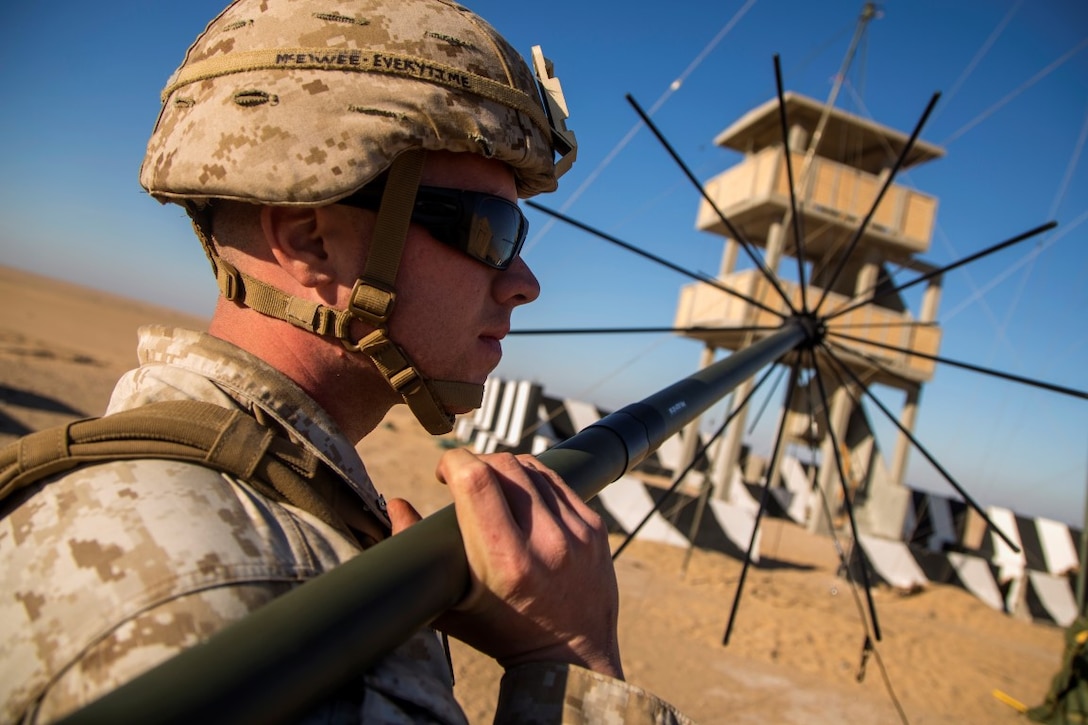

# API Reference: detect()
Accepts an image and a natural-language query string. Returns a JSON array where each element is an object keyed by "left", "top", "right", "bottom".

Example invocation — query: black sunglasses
[{"left": 338, "top": 184, "right": 529, "bottom": 270}]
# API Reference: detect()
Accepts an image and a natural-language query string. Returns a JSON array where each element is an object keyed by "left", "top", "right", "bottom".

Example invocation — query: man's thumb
[{"left": 386, "top": 497, "right": 422, "bottom": 535}]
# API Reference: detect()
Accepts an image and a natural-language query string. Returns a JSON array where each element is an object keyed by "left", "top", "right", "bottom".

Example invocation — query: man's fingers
[
  {"left": 515, "top": 455, "right": 565, "bottom": 522},
  {"left": 427, "top": 448, "right": 625, "bottom": 677},
  {"left": 437, "top": 448, "right": 517, "bottom": 532},
  {"left": 519, "top": 456, "right": 600, "bottom": 545},
  {"left": 436, "top": 448, "right": 521, "bottom": 609},
  {"left": 386, "top": 497, "right": 422, "bottom": 535}
]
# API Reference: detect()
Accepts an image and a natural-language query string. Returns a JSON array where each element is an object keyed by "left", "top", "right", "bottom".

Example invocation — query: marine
[{"left": 0, "top": 1, "right": 693, "bottom": 722}]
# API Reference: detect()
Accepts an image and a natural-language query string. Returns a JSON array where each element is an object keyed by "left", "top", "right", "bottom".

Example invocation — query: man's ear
[{"left": 259, "top": 206, "right": 336, "bottom": 289}]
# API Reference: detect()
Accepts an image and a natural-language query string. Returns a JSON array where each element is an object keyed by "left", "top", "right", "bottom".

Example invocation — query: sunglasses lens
[
  {"left": 338, "top": 185, "right": 527, "bottom": 270},
  {"left": 465, "top": 195, "right": 526, "bottom": 269}
]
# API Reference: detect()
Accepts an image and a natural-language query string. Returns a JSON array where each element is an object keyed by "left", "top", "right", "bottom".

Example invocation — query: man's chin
[{"left": 439, "top": 374, "right": 490, "bottom": 418}]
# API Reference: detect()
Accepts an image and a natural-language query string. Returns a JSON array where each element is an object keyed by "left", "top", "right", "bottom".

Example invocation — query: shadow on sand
[{"left": 0, "top": 385, "right": 86, "bottom": 436}]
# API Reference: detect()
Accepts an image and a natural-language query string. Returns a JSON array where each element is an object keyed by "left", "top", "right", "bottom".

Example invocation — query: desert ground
[{"left": 0, "top": 263, "right": 1067, "bottom": 723}]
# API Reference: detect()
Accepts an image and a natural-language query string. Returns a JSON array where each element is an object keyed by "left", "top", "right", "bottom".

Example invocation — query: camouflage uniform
[{"left": 0, "top": 326, "right": 691, "bottom": 724}]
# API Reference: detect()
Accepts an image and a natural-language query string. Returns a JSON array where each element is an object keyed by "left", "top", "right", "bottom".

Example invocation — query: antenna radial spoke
[
  {"left": 825, "top": 221, "right": 1058, "bottom": 321},
  {"left": 723, "top": 361, "right": 802, "bottom": 645},
  {"left": 812, "top": 92, "right": 941, "bottom": 315},
  {"left": 527, "top": 201, "right": 787, "bottom": 319},
  {"left": 828, "top": 330, "right": 1088, "bottom": 400},
  {"left": 747, "top": 364, "right": 791, "bottom": 435},
  {"left": 509, "top": 325, "right": 782, "bottom": 336},
  {"left": 611, "top": 362, "right": 782, "bottom": 561},
  {"left": 820, "top": 340, "right": 1021, "bottom": 552},
  {"left": 823, "top": 332, "right": 920, "bottom": 392},
  {"left": 806, "top": 348, "right": 882, "bottom": 640},
  {"left": 624, "top": 94, "right": 799, "bottom": 315},
  {"left": 829, "top": 320, "right": 939, "bottom": 331},
  {"left": 774, "top": 54, "right": 810, "bottom": 312}
]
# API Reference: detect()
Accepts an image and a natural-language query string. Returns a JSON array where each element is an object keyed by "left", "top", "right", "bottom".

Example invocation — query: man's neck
[{"left": 208, "top": 299, "right": 397, "bottom": 442}]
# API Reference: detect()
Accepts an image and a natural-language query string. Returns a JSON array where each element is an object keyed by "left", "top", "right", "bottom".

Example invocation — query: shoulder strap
[{"left": 0, "top": 400, "right": 376, "bottom": 542}]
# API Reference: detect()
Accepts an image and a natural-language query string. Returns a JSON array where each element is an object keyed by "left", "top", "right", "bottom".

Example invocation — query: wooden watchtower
[{"left": 674, "top": 92, "right": 946, "bottom": 537}]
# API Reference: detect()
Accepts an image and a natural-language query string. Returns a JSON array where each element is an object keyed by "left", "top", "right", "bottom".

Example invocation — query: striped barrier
[{"left": 458, "top": 377, "right": 1083, "bottom": 626}]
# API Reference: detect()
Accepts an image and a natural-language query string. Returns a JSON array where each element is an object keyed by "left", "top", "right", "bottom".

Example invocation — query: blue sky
[{"left": 1, "top": 1, "right": 1086, "bottom": 526}]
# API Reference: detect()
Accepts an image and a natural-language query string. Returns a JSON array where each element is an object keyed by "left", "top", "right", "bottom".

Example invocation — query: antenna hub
[{"left": 795, "top": 312, "right": 827, "bottom": 349}]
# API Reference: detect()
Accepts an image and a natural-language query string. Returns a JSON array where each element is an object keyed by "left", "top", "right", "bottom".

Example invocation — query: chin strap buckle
[
  {"left": 348, "top": 278, "right": 397, "bottom": 328},
  {"left": 214, "top": 258, "right": 243, "bottom": 301},
  {"left": 356, "top": 330, "right": 455, "bottom": 435}
]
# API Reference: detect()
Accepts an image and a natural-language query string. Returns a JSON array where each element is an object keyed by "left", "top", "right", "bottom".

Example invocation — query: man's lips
[
  {"left": 479, "top": 324, "right": 510, "bottom": 343},
  {"left": 479, "top": 328, "right": 508, "bottom": 359}
]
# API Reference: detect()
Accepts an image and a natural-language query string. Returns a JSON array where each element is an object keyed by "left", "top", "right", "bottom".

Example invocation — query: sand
[{"left": 0, "top": 264, "right": 1067, "bottom": 723}]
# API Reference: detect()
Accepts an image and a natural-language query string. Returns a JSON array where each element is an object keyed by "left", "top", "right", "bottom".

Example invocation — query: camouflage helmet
[
  {"left": 140, "top": 0, "right": 575, "bottom": 205},
  {"left": 140, "top": 0, "right": 575, "bottom": 436}
]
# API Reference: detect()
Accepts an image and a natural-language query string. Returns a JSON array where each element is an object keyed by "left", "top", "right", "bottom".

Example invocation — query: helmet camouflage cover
[
  {"left": 140, "top": 0, "right": 574, "bottom": 205},
  {"left": 139, "top": 0, "right": 576, "bottom": 435}
]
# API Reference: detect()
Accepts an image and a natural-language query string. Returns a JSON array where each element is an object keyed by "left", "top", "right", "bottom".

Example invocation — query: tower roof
[{"left": 714, "top": 92, "right": 945, "bottom": 175}]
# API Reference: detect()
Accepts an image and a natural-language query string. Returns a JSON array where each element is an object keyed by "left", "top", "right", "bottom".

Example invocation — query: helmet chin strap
[
  {"left": 188, "top": 149, "right": 484, "bottom": 436},
  {"left": 338, "top": 149, "right": 484, "bottom": 435}
]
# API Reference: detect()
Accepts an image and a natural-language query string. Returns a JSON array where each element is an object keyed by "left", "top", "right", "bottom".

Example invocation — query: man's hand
[{"left": 387, "top": 448, "right": 623, "bottom": 679}]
